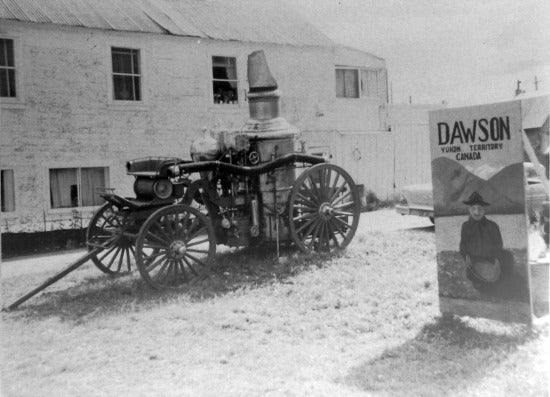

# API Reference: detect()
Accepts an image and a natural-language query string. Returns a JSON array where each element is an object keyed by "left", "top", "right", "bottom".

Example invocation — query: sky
[{"left": 280, "top": 0, "right": 550, "bottom": 107}]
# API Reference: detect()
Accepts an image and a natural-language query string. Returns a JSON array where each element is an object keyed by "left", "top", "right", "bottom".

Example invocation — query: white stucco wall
[{"left": 0, "top": 21, "right": 387, "bottom": 233}]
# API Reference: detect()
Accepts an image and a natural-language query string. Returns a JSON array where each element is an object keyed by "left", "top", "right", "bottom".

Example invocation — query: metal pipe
[{"left": 168, "top": 153, "right": 324, "bottom": 178}]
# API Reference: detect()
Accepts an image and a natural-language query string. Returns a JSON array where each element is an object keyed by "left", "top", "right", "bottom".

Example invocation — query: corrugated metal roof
[{"left": 0, "top": 0, "right": 334, "bottom": 47}]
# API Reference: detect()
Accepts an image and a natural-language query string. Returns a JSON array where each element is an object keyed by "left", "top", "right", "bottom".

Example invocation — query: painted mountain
[{"left": 432, "top": 157, "right": 525, "bottom": 216}]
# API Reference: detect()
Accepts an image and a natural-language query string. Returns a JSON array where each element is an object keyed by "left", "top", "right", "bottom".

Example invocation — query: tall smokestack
[{"left": 243, "top": 50, "right": 298, "bottom": 137}]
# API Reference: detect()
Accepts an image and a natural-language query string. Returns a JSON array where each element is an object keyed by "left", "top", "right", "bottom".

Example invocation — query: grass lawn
[{"left": 1, "top": 212, "right": 548, "bottom": 396}]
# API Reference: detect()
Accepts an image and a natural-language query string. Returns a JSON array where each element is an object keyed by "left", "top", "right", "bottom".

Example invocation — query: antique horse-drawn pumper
[{"left": 4, "top": 52, "right": 361, "bottom": 309}]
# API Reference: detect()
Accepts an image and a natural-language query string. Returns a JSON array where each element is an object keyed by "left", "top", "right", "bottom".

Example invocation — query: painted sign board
[{"left": 430, "top": 100, "right": 532, "bottom": 323}]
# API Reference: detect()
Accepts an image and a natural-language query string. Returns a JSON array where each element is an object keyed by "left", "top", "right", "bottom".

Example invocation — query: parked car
[{"left": 395, "top": 163, "right": 548, "bottom": 224}]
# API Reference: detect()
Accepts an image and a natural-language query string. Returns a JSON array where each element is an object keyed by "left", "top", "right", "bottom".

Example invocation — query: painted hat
[
  {"left": 470, "top": 259, "right": 501, "bottom": 283},
  {"left": 462, "top": 191, "right": 490, "bottom": 206}
]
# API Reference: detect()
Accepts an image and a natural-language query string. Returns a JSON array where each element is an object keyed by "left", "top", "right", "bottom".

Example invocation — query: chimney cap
[{"left": 248, "top": 50, "right": 278, "bottom": 93}]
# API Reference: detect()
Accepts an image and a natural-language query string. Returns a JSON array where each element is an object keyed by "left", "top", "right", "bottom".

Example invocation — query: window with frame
[
  {"left": 361, "top": 69, "right": 388, "bottom": 101},
  {"left": 49, "top": 167, "right": 108, "bottom": 209},
  {"left": 1, "top": 169, "right": 15, "bottom": 212},
  {"left": 111, "top": 47, "right": 141, "bottom": 101},
  {"left": 212, "top": 56, "right": 238, "bottom": 104},
  {"left": 335, "top": 68, "right": 359, "bottom": 98},
  {"left": 336, "top": 67, "right": 388, "bottom": 102},
  {"left": 0, "top": 38, "right": 16, "bottom": 98}
]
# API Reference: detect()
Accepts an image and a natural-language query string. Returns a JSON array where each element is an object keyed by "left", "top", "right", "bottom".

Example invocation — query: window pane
[
  {"left": 113, "top": 75, "right": 141, "bottom": 100},
  {"left": 81, "top": 168, "right": 106, "bottom": 206},
  {"left": 213, "top": 66, "right": 229, "bottom": 80},
  {"left": 1, "top": 169, "right": 15, "bottom": 212},
  {"left": 344, "top": 69, "right": 358, "bottom": 98},
  {"left": 112, "top": 51, "right": 132, "bottom": 74},
  {"left": 213, "top": 81, "right": 237, "bottom": 103},
  {"left": 133, "top": 76, "right": 141, "bottom": 101},
  {"left": 212, "top": 56, "right": 226, "bottom": 65},
  {"left": 113, "top": 75, "right": 130, "bottom": 99},
  {"left": 132, "top": 50, "right": 140, "bottom": 74},
  {"left": 335, "top": 69, "right": 345, "bottom": 97},
  {"left": 0, "top": 69, "right": 9, "bottom": 97},
  {"left": 212, "top": 56, "right": 237, "bottom": 104},
  {"left": 0, "top": 38, "right": 14, "bottom": 67},
  {"left": 50, "top": 168, "right": 78, "bottom": 208}
]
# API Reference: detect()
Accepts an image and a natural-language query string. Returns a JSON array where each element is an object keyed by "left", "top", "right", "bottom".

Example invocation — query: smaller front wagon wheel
[{"left": 135, "top": 205, "right": 216, "bottom": 289}]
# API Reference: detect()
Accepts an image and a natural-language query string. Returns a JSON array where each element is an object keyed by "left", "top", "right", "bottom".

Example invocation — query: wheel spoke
[
  {"left": 136, "top": 205, "right": 214, "bottom": 289},
  {"left": 331, "top": 189, "right": 352, "bottom": 207},
  {"left": 306, "top": 175, "right": 323, "bottom": 203},
  {"left": 328, "top": 217, "right": 347, "bottom": 239},
  {"left": 151, "top": 223, "right": 173, "bottom": 244},
  {"left": 153, "top": 259, "right": 171, "bottom": 282},
  {"left": 177, "top": 259, "right": 189, "bottom": 283},
  {"left": 142, "top": 249, "right": 165, "bottom": 262},
  {"left": 293, "top": 204, "right": 317, "bottom": 213},
  {"left": 184, "top": 252, "right": 208, "bottom": 269},
  {"left": 318, "top": 168, "right": 327, "bottom": 199},
  {"left": 317, "top": 221, "right": 327, "bottom": 250},
  {"left": 329, "top": 182, "right": 348, "bottom": 204},
  {"left": 145, "top": 255, "right": 167, "bottom": 272},
  {"left": 179, "top": 211, "right": 191, "bottom": 238},
  {"left": 296, "top": 191, "right": 318, "bottom": 209},
  {"left": 87, "top": 204, "right": 135, "bottom": 274},
  {"left": 182, "top": 256, "right": 199, "bottom": 276},
  {"left": 98, "top": 245, "right": 117, "bottom": 261},
  {"left": 295, "top": 215, "right": 318, "bottom": 235},
  {"left": 309, "top": 220, "right": 323, "bottom": 244},
  {"left": 293, "top": 212, "right": 315, "bottom": 223},
  {"left": 126, "top": 247, "right": 132, "bottom": 272},
  {"left": 332, "top": 215, "right": 352, "bottom": 232},
  {"left": 145, "top": 230, "right": 171, "bottom": 246},
  {"left": 142, "top": 242, "right": 167, "bottom": 251},
  {"left": 333, "top": 209, "right": 355, "bottom": 217},
  {"left": 186, "top": 237, "right": 210, "bottom": 247},
  {"left": 333, "top": 201, "right": 356, "bottom": 210},
  {"left": 186, "top": 248, "right": 210, "bottom": 255},
  {"left": 188, "top": 224, "right": 207, "bottom": 241},
  {"left": 106, "top": 247, "right": 122, "bottom": 270},
  {"left": 327, "top": 173, "right": 341, "bottom": 201},
  {"left": 326, "top": 221, "right": 340, "bottom": 248},
  {"left": 88, "top": 235, "right": 118, "bottom": 249},
  {"left": 116, "top": 248, "right": 125, "bottom": 273},
  {"left": 289, "top": 165, "right": 359, "bottom": 253}
]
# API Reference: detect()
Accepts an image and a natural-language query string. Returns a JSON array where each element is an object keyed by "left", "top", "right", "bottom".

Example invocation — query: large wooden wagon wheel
[
  {"left": 288, "top": 163, "right": 361, "bottom": 253},
  {"left": 135, "top": 204, "right": 216, "bottom": 289},
  {"left": 86, "top": 202, "right": 136, "bottom": 274}
]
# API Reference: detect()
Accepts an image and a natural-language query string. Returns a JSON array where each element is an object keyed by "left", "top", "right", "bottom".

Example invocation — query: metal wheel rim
[
  {"left": 135, "top": 204, "right": 216, "bottom": 290},
  {"left": 289, "top": 163, "right": 361, "bottom": 253},
  {"left": 86, "top": 202, "right": 135, "bottom": 274}
]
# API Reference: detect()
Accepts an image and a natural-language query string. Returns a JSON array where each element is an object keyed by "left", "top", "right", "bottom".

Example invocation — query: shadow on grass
[
  {"left": 339, "top": 314, "right": 542, "bottom": 396},
  {"left": 405, "top": 225, "right": 435, "bottom": 233},
  {"left": 3, "top": 244, "right": 335, "bottom": 323}
]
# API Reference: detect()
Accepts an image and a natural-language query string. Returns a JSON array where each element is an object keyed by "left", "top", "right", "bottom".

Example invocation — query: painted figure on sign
[
  {"left": 459, "top": 191, "right": 527, "bottom": 299},
  {"left": 459, "top": 192, "right": 510, "bottom": 284}
]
